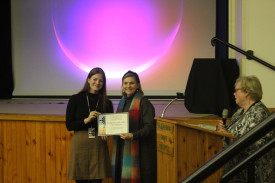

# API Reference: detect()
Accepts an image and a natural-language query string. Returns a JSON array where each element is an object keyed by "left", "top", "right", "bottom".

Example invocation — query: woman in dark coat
[
  {"left": 66, "top": 67, "right": 113, "bottom": 183},
  {"left": 112, "top": 70, "right": 157, "bottom": 183}
]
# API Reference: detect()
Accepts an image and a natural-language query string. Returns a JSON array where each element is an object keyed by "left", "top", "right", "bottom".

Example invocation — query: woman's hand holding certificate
[{"left": 98, "top": 112, "right": 129, "bottom": 136}]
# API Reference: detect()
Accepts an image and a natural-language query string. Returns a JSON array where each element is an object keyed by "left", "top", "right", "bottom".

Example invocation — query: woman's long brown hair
[{"left": 79, "top": 67, "right": 109, "bottom": 112}]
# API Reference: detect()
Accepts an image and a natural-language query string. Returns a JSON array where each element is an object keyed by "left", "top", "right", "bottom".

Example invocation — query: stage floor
[{"left": 0, "top": 98, "right": 212, "bottom": 118}]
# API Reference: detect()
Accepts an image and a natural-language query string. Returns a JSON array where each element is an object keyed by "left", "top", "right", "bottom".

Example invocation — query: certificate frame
[{"left": 98, "top": 112, "right": 129, "bottom": 136}]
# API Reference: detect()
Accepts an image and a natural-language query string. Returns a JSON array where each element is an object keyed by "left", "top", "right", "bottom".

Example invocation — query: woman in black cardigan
[{"left": 66, "top": 67, "right": 113, "bottom": 183}]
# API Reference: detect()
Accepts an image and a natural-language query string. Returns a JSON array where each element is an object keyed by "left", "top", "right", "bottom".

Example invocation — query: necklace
[{"left": 86, "top": 93, "right": 100, "bottom": 112}]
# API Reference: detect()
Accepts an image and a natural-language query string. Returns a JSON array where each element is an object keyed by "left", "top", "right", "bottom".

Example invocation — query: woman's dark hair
[
  {"left": 121, "top": 70, "right": 144, "bottom": 96},
  {"left": 80, "top": 67, "right": 109, "bottom": 112}
]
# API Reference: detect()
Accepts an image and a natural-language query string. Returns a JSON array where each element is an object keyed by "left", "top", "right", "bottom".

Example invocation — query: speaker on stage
[{"left": 184, "top": 58, "right": 239, "bottom": 116}]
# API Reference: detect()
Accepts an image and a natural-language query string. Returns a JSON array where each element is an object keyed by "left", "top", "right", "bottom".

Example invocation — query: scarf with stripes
[{"left": 112, "top": 91, "right": 142, "bottom": 183}]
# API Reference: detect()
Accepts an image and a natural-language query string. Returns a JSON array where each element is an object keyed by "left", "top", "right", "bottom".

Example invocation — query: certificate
[{"left": 98, "top": 112, "right": 129, "bottom": 136}]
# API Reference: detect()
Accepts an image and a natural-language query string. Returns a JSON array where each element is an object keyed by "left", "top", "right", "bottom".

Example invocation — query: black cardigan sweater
[{"left": 66, "top": 92, "right": 113, "bottom": 132}]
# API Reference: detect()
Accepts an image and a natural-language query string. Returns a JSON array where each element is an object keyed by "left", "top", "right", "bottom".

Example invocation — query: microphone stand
[{"left": 161, "top": 92, "right": 185, "bottom": 118}]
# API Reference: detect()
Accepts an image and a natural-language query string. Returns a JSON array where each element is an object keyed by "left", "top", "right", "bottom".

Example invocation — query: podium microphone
[
  {"left": 222, "top": 109, "right": 229, "bottom": 127},
  {"left": 161, "top": 92, "right": 185, "bottom": 118}
]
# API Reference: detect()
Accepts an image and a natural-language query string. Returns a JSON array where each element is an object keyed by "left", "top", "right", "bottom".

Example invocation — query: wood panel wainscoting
[
  {"left": 3, "top": 110, "right": 272, "bottom": 183},
  {"left": 0, "top": 114, "right": 113, "bottom": 183}
]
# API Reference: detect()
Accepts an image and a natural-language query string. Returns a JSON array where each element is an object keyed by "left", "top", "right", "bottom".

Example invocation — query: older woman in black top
[{"left": 66, "top": 67, "right": 113, "bottom": 183}]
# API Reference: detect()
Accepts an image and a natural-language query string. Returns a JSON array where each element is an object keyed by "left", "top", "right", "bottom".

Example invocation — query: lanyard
[
  {"left": 86, "top": 93, "right": 100, "bottom": 113},
  {"left": 227, "top": 101, "right": 259, "bottom": 129}
]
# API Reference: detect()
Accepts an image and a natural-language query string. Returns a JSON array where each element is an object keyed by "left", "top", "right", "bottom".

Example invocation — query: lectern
[{"left": 156, "top": 117, "right": 235, "bottom": 183}]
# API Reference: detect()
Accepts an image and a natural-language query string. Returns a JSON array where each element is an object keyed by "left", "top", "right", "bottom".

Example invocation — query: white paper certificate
[{"left": 98, "top": 112, "right": 129, "bottom": 136}]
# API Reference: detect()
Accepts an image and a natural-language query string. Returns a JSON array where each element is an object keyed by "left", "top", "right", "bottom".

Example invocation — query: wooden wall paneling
[
  {"left": 35, "top": 121, "right": 43, "bottom": 183},
  {"left": 48, "top": 122, "right": 57, "bottom": 183},
  {"left": 6, "top": 121, "right": 15, "bottom": 183},
  {"left": 26, "top": 121, "right": 34, "bottom": 182},
  {"left": 31, "top": 121, "right": 38, "bottom": 182},
  {"left": 45, "top": 122, "right": 51, "bottom": 183},
  {"left": 51, "top": 122, "right": 57, "bottom": 183},
  {"left": 59, "top": 123, "right": 68, "bottom": 183},
  {"left": 55, "top": 122, "right": 62, "bottom": 183},
  {"left": 0, "top": 116, "right": 77, "bottom": 183},
  {"left": 10, "top": 121, "right": 17, "bottom": 182},
  {"left": 3, "top": 121, "right": 8, "bottom": 183},
  {"left": 5, "top": 121, "right": 10, "bottom": 183},
  {"left": 40, "top": 121, "right": 47, "bottom": 183},
  {"left": 0, "top": 121, "right": 5, "bottom": 181},
  {"left": 1, "top": 114, "right": 235, "bottom": 183},
  {"left": 0, "top": 121, "right": 3, "bottom": 183},
  {"left": 65, "top": 128, "right": 74, "bottom": 183},
  {"left": 31, "top": 121, "right": 38, "bottom": 183},
  {"left": 174, "top": 123, "right": 178, "bottom": 183},
  {"left": 17, "top": 121, "right": 27, "bottom": 183},
  {"left": 2, "top": 121, "right": 7, "bottom": 183}
]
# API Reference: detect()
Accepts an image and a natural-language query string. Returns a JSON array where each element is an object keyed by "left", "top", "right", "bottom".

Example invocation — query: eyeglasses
[{"left": 234, "top": 88, "right": 241, "bottom": 92}]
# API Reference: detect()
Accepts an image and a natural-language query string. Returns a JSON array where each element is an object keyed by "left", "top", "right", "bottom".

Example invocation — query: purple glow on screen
[{"left": 53, "top": 0, "right": 183, "bottom": 78}]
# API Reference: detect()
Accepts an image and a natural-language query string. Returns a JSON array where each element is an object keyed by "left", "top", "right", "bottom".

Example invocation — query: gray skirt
[{"left": 67, "top": 131, "right": 112, "bottom": 180}]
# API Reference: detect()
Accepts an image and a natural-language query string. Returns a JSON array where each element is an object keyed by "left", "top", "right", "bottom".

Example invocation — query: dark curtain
[
  {"left": 184, "top": 59, "right": 239, "bottom": 116},
  {"left": 215, "top": 0, "right": 228, "bottom": 59},
  {"left": 184, "top": 2, "right": 238, "bottom": 116},
  {"left": 0, "top": 1, "right": 14, "bottom": 99}
]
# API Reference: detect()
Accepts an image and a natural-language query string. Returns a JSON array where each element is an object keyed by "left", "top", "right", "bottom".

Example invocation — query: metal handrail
[
  {"left": 211, "top": 37, "right": 275, "bottom": 71},
  {"left": 220, "top": 138, "right": 275, "bottom": 183},
  {"left": 180, "top": 112, "right": 275, "bottom": 183}
]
